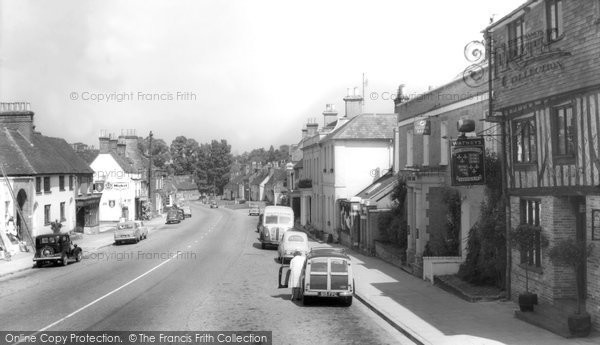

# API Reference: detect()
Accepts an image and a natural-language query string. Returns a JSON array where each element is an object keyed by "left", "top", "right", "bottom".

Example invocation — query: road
[{"left": 0, "top": 202, "right": 413, "bottom": 345}]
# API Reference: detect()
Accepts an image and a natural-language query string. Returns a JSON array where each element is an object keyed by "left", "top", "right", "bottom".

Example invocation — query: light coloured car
[
  {"left": 277, "top": 231, "right": 308, "bottom": 263},
  {"left": 300, "top": 247, "right": 354, "bottom": 306},
  {"left": 181, "top": 206, "right": 192, "bottom": 218},
  {"left": 114, "top": 221, "right": 148, "bottom": 245}
]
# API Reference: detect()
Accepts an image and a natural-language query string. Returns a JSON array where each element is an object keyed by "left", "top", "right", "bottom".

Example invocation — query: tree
[
  {"left": 196, "top": 139, "right": 233, "bottom": 195},
  {"left": 138, "top": 136, "right": 171, "bottom": 169},
  {"left": 170, "top": 136, "right": 199, "bottom": 175}
]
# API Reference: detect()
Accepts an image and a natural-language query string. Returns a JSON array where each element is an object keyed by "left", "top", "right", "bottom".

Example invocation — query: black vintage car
[{"left": 33, "top": 233, "right": 82, "bottom": 268}]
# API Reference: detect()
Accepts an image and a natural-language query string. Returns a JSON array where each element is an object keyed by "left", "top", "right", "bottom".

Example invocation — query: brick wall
[{"left": 587, "top": 195, "right": 600, "bottom": 330}]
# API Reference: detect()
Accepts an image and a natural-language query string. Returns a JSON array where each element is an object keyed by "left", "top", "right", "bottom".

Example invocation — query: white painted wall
[{"left": 31, "top": 175, "right": 77, "bottom": 236}]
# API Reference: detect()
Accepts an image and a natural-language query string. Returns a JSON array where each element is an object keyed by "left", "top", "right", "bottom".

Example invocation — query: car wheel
[
  {"left": 261, "top": 242, "right": 266, "bottom": 249},
  {"left": 341, "top": 296, "right": 353, "bottom": 307},
  {"left": 75, "top": 251, "right": 82, "bottom": 262},
  {"left": 61, "top": 253, "right": 68, "bottom": 266}
]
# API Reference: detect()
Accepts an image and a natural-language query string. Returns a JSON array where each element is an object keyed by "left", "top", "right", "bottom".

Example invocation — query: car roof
[
  {"left": 283, "top": 231, "right": 307, "bottom": 238},
  {"left": 307, "top": 247, "right": 350, "bottom": 259},
  {"left": 263, "top": 206, "right": 293, "bottom": 213}
]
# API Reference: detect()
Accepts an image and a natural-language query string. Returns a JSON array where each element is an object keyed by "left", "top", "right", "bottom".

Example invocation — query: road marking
[{"left": 27, "top": 254, "right": 176, "bottom": 337}]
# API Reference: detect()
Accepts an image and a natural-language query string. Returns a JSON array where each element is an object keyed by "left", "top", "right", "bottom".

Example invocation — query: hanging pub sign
[
  {"left": 414, "top": 119, "right": 431, "bottom": 135},
  {"left": 451, "top": 136, "right": 486, "bottom": 186}
]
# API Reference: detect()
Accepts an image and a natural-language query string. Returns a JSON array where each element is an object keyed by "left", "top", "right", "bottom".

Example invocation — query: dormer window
[{"left": 508, "top": 16, "right": 525, "bottom": 60}]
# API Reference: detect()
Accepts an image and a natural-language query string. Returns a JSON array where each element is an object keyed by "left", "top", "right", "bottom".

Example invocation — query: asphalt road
[{"left": 0, "top": 202, "right": 413, "bottom": 344}]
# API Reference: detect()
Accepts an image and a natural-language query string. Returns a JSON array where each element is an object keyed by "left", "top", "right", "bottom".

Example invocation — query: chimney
[
  {"left": 393, "top": 84, "right": 406, "bottom": 113},
  {"left": 0, "top": 102, "right": 35, "bottom": 141},
  {"left": 343, "top": 87, "right": 363, "bottom": 119},
  {"left": 306, "top": 121, "right": 319, "bottom": 137},
  {"left": 323, "top": 103, "right": 338, "bottom": 126},
  {"left": 121, "top": 129, "right": 139, "bottom": 158},
  {"left": 99, "top": 130, "right": 110, "bottom": 153},
  {"left": 109, "top": 134, "right": 118, "bottom": 152},
  {"left": 116, "top": 137, "right": 126, "bottom": 156},
  {"left": 301, "top": 128, "right": 308, "bottom": 139}
]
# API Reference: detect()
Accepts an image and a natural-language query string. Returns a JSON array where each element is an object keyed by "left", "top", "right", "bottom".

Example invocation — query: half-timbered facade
[{"left": 488, "top": 0, "right": 600, "bottom": 329}]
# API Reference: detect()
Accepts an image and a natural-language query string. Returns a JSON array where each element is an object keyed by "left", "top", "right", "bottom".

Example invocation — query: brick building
[{"left": 487, "top": 0, "right": 600, "bottom": 329}]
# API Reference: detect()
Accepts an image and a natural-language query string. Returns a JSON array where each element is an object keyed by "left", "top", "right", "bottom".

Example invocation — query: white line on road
[{"left": 19, "top": 254, "right": 177, "bottom": 341}]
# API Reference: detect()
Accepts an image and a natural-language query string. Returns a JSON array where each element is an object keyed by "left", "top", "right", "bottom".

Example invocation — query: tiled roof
[
  {"left": 75, "top": 149, "right": 99, "bottom": 165},
  {"left": 0, "top": 128, "right": 93, "bottom": 176},
  {"left": 266, "top": 169, "right": 287, "bottom": 187},
  {"left": 322, "top": 113, "right": 396, "bottom": 141},
  {"left": 250, "top": 171, "right": 269, "bottom": 185},
  {"left": 109, "top": 152, "right": 139, "bottom": 174}
]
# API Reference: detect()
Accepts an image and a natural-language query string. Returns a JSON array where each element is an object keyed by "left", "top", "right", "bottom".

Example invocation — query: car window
[
  {"left": 41, "top": 237, "right": 48, "bottom": 244},
  {"left": 331, "top": 259, "right": 348, "bottom": 273},
  {"left": 279, "top": 215, "right": 292, "bottom": 223},
  {"left": 310, "top": 258, "right": 328, "bottom": 272},
  {"left": 264, "top": 215, "right": 278, "bottom": 224},
  {"left": 118, "top": 223, "right": 134, "bottom": 230},
  {"left": 49, "top": 237, "right": 56, "bottom": 244},
  {"left": 287, "top": 235, "right": 305, "bottom": 242}
]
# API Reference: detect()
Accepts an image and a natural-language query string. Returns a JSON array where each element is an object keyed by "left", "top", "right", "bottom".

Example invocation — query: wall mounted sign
[
  {"left": 414, "top": 119, "right": 431, "bottom": 135},
  {"left": 451, "top": 136, "right": 486, "bottom": 186}
]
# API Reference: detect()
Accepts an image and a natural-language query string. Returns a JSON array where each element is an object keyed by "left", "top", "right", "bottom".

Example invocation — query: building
[
  {"left": 300, "top": 90, "right": 396, "bottom": 240},
  {"left": 90, "top": 131, "right": 148, "bottom": 222},
  {"left": 0, "top": 102, "right": 99, "bottom": 242},
  {"left": 394, "top": 74, "right": 493, "bottom": 277},
  {"left": 264, "top": 167, "right": 288, "bottom": 205},
  {"left": 171, "top": 175, "right": 200, "bottom": 203},
  {"left": 487, "top": 0, "right": 600, "bottom": 329}
]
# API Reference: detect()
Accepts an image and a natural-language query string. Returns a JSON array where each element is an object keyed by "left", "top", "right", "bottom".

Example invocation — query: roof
[
  {"left": 250, "top": 170, "right": 269, "bottom": 185},
  {"left": 0, "top": 128, "right": 94, "bottom": 176},
  {"left": 108, "top": 152, "right": 139, "bottom": 174},
  {"left": 75, "top": 149, "right": 100, "bottom": 165},
  {"left": 356, "top": 171, "right": 398, "bottom": 201},
  {"left": 322, "top": 113, "right": 396, "bottom": 141},
  {"left": 307, "top": 247, "right": 350, "bottom": 260},
  {"left": 266, "top": 169, "right": 287, "bottom": 187},
  {"left": 293, "top": 160, "right": 303, "bottom": 169}
]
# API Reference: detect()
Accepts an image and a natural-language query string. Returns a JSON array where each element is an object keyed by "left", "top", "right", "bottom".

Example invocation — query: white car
[
  {"left": 277, "top": 231, "right": 308, "bottom": 263},
  {"left": 114, "top": 221, "right": 148, "bottom": 245}
]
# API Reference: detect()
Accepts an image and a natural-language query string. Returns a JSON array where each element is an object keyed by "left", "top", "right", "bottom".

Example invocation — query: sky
[{"left": 0, "top": 0, "right": 526, "bottom": 155}]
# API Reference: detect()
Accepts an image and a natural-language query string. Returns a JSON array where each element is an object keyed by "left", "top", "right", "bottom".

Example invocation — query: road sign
[{"left": 451, "top": 136, "right": 485, "bottom": 186}]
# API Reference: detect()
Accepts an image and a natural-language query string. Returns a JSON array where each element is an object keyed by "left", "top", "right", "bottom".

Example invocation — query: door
[{"left": 573, "top": 197, "right": 586, "bottom": 301}]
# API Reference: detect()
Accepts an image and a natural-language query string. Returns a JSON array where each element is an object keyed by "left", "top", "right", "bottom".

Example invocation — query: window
[
  {"left": 69, "top": 176, "right": 74, "bottom": 190},
  {"left": 406, "top": 129, "right": 414, "bottom": 167},
  {"left": 546, "top": 0, "right": 563, "bottom": 41},
  {"left": 552, "top": 105, "right": 575, "bottom": 158},
  {"left": 520, "top": 199, "right": 542, "bottom": 267},
  {"left": 508, "top": 16, "right": 525, "bottom": 59},
  {"left": 514, "top": 117, "right": 537, "bottom": 164},
  {"left": 36, "top": 177, "right": 42, "bottom": 194},
  {"left": 44, "top": 205, "right": 51, "bottom": 225},
  {"left": 43, "top": 177, "right": 51, "bottom": 193},
  {"left": 59, "top": 176, "right": 65, "bottom": 191},
  {"left": 440, "top": 121, "right": 448, "bottom": 165},
  {"left": 60, "top": 202, "right": 66, "bottom": 221}
]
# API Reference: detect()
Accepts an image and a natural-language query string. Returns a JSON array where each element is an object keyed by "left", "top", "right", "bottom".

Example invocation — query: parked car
[
  {"left": 166, "top": 208, "right": 180, "bottom": 224},
  {"left": 248, "top": 204, "right": 260, "bottom": 216},
  {"left": 210, "top": 200, "right": 218, "bottom": 208},
  {"left": 114, "top": 221, "right": 147, "bottom": 244},
  {"left": 181, "top": 205, "right": 192, "bottom": 218},
  {"left": 177, "top": 208, "right": 185, "bottom": 220},
  {"left": 259, "top": 206, "right": 294, "bottom": 249},
  {"left": 279, "top": 247, "right": 354, "bottom": 306},
  {"left": 277, "top": 231, "right": 308, "bottom": 263},
  {"left": 33, "top": 233, "right": 82, "bottom": 267}
]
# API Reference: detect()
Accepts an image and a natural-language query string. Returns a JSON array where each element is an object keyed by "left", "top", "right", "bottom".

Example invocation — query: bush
[{"left": 376, "top": 176, "right": 407, "bottom": 248}]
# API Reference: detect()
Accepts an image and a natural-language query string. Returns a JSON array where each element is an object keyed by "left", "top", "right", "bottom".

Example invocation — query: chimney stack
[
  {"left": 322, "top": 103, "right": 338, "bottom": 126},
  {"left": 116, "top": 137, "right": 127, "bottom": 156},
  {"left": 0, "top": 102, "right": 35, "bottom": 141},
  {"left": 109, "top": 134, "right": 118, "bottom": 152},
  {"left": 306, "top": 121, "right": 319, "bottom": 137},
  {"left": 99, "top": 130, "right": 110, "bottom": 153},
  {"left": 121, "top": 129, "right": 139, "bottom": 157},
  {"left": 343, "top": 87, "right": 363, "bottom": 119}
]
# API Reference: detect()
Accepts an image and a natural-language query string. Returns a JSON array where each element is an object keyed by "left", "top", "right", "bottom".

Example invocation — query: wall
[{"left": 32, "top": 175, "right": 77, "bottom": 236}]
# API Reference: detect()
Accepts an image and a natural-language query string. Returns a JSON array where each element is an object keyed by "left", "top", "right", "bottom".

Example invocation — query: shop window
[
  {"left": 514, "top": 117, "right": 537, "bottom": 164},
  {"left": 508, "top": 16, "right": 525, "bottom": 60},
  {"left": 546, "top": 0, "right": 564, "bottom": 41},
  {"left": 520, "top": 199, "right": 542, "bottom": 267},
  {"left": 552, "top": 105, "right": 576, "bottom": 160}
]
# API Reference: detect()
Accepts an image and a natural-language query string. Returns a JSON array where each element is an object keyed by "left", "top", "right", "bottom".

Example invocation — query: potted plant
[
  {"left": 548, "top": 239, "right": 594, "bottom": 337},
  {"left": 510, "top": 223, "right": 548, "bottom": 311},
  {"left": 50, "top": 220, "right": 63, "bottom": 234}
]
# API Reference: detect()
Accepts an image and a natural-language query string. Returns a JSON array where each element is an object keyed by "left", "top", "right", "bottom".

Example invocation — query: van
[{"left": 259, "top": 206, "right": 294, "bottom": 249}]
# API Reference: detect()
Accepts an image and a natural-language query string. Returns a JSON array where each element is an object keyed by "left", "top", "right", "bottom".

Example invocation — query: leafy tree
[
  {"left": 196, "top": 139, "right": 233, "bottom": 195},
  {"left": 138, "top": 136, "right": 171, "bottom": 169},
  {"left": 170, "top": 136, "right": 199, "bottom": 175}
]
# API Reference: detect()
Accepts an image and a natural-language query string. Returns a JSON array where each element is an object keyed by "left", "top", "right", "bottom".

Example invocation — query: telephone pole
[{"left": 147, "top": 131, "right": 154, "bottom": 217}]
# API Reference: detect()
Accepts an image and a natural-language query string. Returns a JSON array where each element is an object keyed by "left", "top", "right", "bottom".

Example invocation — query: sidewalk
[
  {"left": 0, "top": 214, "right": 166, "bottom": 279},
  {"left": 300, "top": 229, "right": 600, "bottom": 345}
]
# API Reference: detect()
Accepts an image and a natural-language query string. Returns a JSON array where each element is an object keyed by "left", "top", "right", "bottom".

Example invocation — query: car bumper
[
  {"left": 303, "top": 291, "right": 353, "bottom": 297},
  {"left": 114, "top": 235, "right": 137, "bottom": 241},
  {"left": 33, "top": 255, "right": 61, "bottom": 262}
]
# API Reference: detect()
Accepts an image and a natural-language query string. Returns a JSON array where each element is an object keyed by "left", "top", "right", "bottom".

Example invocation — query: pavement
[
  {"left": 300, "top": 229, "right": 600, "bottom": 345},
  {"left": 0, "top": 214, "right": 166, "bottom": 279}
]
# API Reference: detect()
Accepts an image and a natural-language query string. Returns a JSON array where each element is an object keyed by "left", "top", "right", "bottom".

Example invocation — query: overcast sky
[{"left": 0, "top": 0, "right": 525, "bottom": 155}]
